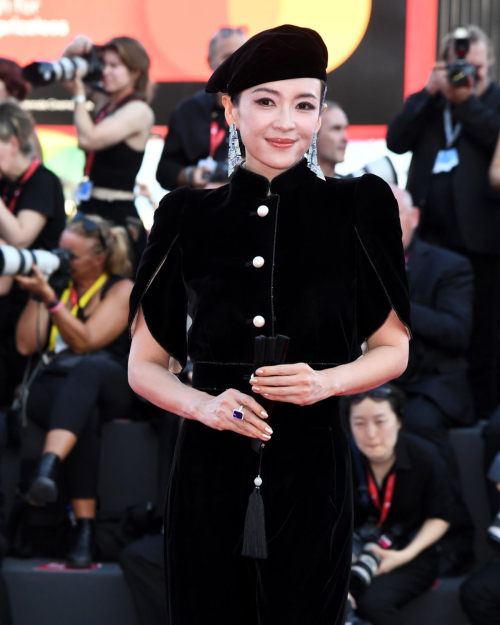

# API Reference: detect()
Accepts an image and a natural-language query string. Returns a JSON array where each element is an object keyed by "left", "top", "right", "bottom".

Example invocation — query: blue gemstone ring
[{"left": 233, "top": 405, "right": 244, "bottom": 420}]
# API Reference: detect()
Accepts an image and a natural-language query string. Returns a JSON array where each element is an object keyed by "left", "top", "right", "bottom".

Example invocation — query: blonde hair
[
  {"left": 68, "top": 214, "right": 133, "bottom": 278},
  {"left": 0, "top": 99, "right": 34, "bottom": 154},
  {"left": 103, "top": 36, "right": 154, "bottom": 102}
]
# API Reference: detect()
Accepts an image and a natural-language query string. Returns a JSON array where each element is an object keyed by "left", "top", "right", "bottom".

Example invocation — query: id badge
[
  {"left": 432, "top": 148, "right": 459, "bottom": 174},
  {"left": 75, "top": 179, "right": 93, "bottom": 203}
]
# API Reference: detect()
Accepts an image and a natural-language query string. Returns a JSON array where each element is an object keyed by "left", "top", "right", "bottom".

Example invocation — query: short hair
[
  {"left": 0, "top": 100, "right": 34, "bottom": 154},
  {"left": 340, "top": 383, "right": 406, "bottom": 426},
  {"left": 440, "top": 25, "right": 495, "bottom": 67},
  {"left": 208, "top": 28, "right": 245, "bottom": 62}
]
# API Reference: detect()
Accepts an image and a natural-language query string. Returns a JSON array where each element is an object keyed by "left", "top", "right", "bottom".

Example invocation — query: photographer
[
  {"left": 14, "top": 214, "right": 133, "bottom": 568},
  {"left": 0, "top": 100, "right": 65, "bottom": 406},
  {"left": 386, "top": 25, "right": 500, "bottom": 421},
  {"left": 155, "top": 27, "right": 246, "bottom": 190},
  {"left": 62, "top": 36, "right": 154, "bottom": 271},
  {"left": 490, "top": 131, "right": 500, "bottom": 189},
  {"left": 0, "top": 456, "right": 12, "bottom": 625},
  {"left": 344, "top": 385, "right": 453, "bottom": 625}
]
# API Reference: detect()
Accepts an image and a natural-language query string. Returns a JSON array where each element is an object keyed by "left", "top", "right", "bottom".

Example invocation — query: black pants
[
  {"left": 120, "top": 534, "right": 166, "bottom": 625},
  {"left": 0, "top": 571, "right": 12, "bottom": 625},
  {"left": 355, "top": 549, "right": 438, "bottom": 625},
  {"left": 460, "top": 556, "right": 500, "bottom": 625},
  {"left": 27, "top": 353, "right": 132, "bottom": 499},
  {"left": 483, "top": 405, "right": 500, "bottom": 516}
]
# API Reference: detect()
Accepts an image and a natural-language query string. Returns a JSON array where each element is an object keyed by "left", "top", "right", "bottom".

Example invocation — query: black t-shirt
[
  {"left": 0, "top": 164, "right": 66, "bottom": 250},
  {"left": 351, "top": 431, "right": 454, "bottom": 547}
]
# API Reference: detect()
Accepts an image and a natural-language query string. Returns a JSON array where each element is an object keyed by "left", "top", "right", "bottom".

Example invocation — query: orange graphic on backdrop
[{"left": 2, "top": 0, "right": 371, "bottom": 82}]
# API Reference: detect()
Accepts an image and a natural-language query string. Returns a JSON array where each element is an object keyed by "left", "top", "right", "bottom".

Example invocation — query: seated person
[
  {"left": 0, "top": 450, "right": 12, "bottom": 625},
  {"left": 343, "top": 384, "right": 453, "bottom": 625},
  {"left": 14, "top": 214, "right": 133, "bottom": 569},
  {"left": 0, "top": 100, "right": 65, "bottom": 406}
]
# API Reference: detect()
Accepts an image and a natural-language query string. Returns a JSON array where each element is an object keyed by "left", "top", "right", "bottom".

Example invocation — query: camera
[
  {"left": 0, "top": 246, "right": 72, "bottom": 286},
  {"left": 22, "top": 45, "right": 104, "bottom": 88},
  {"left": 448, "top": 28, "right": 478, "bottom": 88}
]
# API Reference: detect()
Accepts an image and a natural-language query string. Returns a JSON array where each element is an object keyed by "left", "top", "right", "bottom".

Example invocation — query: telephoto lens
[
  {"left": 22, "top": 46, "right": 103, "bottom": 87},
  {"left": 349, "top": 543, "right": 382, "bottom": 595},
  {"left": 0, "top": 246, "right": 72, "bottom": 278}
]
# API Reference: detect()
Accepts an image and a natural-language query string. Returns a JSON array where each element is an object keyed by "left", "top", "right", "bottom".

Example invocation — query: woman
[
  {"left": 15, "top": 214, "right": 133, "bottom": 568},
  {"left": 344, "top": 385, "right": 453, "bottom": 625},
  {"left": 62, "top": 35, "right": 154, "bottom": 270},
  {"left": 0, "top": 100, "right": 65, "bottom": 405},
  {"left": 128, "top": 26, "right": 411, "bottom": 625}
]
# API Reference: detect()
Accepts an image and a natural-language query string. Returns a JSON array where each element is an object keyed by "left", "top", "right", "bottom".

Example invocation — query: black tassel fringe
[{"left": 241, "top": 486, "right": 268, "bottom": 559}]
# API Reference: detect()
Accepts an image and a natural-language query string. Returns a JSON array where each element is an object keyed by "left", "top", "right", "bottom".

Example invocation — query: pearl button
[
  {"left": 257, "top": 205, "right": 269, "bottom": 217},
  {"left": 253, "top": 315, "right": 265, "bottom": 328},
  {"left": 254, "top": 476, "right": 263, "bottom": 487},
  {"left": 252, "top": 256, "right": 265, "bottom": 268}
]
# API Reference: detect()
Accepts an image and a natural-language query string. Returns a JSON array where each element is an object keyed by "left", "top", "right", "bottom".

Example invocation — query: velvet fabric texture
[
  {"left": 205, "top": 24, "right": 328, "bottom": 96},
  {"left": 129, "top": 158, "right": 411, "bottom": 624}
]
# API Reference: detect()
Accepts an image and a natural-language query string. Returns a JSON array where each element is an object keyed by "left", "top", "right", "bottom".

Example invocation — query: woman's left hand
[
  {"left": 250, "top": 363, "right": 334, "bottom": 405},
  {"left": 15, "top": 264, "right": 55, "bottom": 303},
  {"left": 62, "top": 69, "right": 86, "bottom": 98},
  {"left": 370, "top": 546, "right": 411, "bottom": 575}
]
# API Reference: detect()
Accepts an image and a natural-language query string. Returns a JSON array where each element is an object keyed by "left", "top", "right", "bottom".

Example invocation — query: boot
[
  {"left": 66, "top": 518, "right": 96, "bottom": 569},
  {"left": 26, "top": 452, "right": 60, "bottom": 506}
]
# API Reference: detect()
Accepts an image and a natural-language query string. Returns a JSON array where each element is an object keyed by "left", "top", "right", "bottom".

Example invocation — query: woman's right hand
[{"left": 193, "top": 389, "right": 272, "bottom": 441}]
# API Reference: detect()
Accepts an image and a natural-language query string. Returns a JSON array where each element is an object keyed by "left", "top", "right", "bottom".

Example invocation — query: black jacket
[
  {"left": 387, "top": 85, "right": 500, "bottom": 254},
  {"left": 396, "top": 236, "right": 474, "bottom": 423},
  {"left": 130, "top": 159, "right": 411, "bottom": 380},
  {"left": 156, "top": 91, "right": 228, "bottom": 191}
]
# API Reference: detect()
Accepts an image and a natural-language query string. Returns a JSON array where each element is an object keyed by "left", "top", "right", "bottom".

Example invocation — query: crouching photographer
[
  {"left": 10, "top": 214, "right": 133, "bottom": 568},
  {"left": 343, "top": 385, "right": 454, "bottom": 625}
]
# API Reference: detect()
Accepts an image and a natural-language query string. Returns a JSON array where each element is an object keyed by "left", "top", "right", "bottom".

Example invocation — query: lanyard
[
  {"left": 366, "top": 469, "right": 396, "bottom": 527},
  {"left": 443, "top": 104, "right": 462, "bottom": 149},
  {"left": 84, "top": 93, "right": 143, "bottom": 177},
  {"left": 2, "top": 158, "right": 41, "bottom": 213},
  {"left": 209, "top": 120, "right": 227, "bottom": 158},
  {"left": 48, "top": 273, "right": 108, "bottom": 352}
]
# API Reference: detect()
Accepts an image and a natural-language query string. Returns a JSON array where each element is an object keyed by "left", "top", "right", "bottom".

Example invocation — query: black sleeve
[
  {"left": 453, "top": 93, "right": 500, "bottom": 153},
  {"left": 410, "top": 253, "right": 474, "bottom": 354},
  {"left": 17, "top": 168, "right": 56, "bottom": 218},
  {"left": 386, "top": 89, "right": 437, "bottom": 154},
  {"left": 422, "top": 449, "right": 455, "bottom": 523},
  {"left": 129, "top": 186, "right": 189, "bottom": 372},
  {"left": 156, "top": 106, "right": 190, "bottom": 191},
  {"left": 354, "top": 174, "right": 412, "bottom": 345}
]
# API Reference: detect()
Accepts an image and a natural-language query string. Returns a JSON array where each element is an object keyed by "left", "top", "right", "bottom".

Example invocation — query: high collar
[{"left": 230, "top": 157, "right": 316, "bottom": 197}]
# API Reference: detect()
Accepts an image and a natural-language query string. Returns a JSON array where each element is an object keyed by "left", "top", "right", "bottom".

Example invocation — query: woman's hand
[
  {"left": 14, "top": 265, "right": 55, "bottom": 304},
  {"left": 370, "top": 546, "right": 411, "bottom": 575},
  {"left": 62, "top": 35, "right": 93, "bottom": 59},
  {"left": 192, "top": 388, "right": 272, "bottom": 441},
  {"left": 250, "top": 363, "right": 335, "bottom": 405},
  {"left": 62, "top": 69, "right": 86, "bottom": 98}
]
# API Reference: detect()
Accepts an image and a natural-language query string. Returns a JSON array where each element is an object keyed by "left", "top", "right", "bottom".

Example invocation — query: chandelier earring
[
  {"left": 228, "top": 123, "right": 242, "bottom": 177},
  {"left": 305, "top": 132, "right": 325, "bottom": 180}
]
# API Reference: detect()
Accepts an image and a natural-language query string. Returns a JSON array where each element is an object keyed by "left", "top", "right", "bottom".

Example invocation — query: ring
[{"left": 232, "top": 405, "right": 244, "bottom": 420}]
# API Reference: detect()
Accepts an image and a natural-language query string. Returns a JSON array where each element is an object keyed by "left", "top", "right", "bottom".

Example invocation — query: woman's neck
[
  {"left": 4, "top": 153, "right": 34, "bottom": 181},
  {"left": 369, "top": 453, "right": 396, "bottom": 487},
  {"left": 75, "top": 269, "right": 104, "bottom": 294},
  {"left": 109, "top": 87, "right": 135, "bottom": 108},
  {"left": 243, "top": 154, "right": 300, "bottom": 184}
]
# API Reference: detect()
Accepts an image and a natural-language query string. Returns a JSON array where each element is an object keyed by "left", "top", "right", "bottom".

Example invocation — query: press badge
[
  {"left": 75, "top": 179, "right": 93, "bottom": 203},
  {"left": 432, "top": 148, "right": 459, "bottom": 174}
]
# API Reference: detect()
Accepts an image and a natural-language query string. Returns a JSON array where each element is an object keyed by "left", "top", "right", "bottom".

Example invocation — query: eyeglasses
[{"left": 72, "top": 212, "right": 107, "bottom": 252}]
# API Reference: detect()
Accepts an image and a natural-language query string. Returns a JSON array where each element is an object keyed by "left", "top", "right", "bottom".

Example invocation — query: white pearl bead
[
  {"left": 252, "top": 256, "right": 265, "bottom": 268},
  {"left": 254, "top": 476, "right": 263, "bottom": 487},
  {"left": 253, "top": 315, "right": 265, "bottom": 328},
  {"left": 257, "top": 205, "right": 269, "bottom": 217}
]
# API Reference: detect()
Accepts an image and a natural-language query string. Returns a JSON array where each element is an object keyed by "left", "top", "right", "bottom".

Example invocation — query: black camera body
[
  {"left": 22, "top": 45, "right": 104, "bottom": 88},
  {"left": 448, "top": 27, "right": 477, "bottom": 88}
]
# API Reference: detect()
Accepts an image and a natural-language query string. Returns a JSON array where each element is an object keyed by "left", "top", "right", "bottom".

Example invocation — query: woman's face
[
  {"left": 102, "top": 50, "right": 138, "bottom": 95},
  {"left": 224, "top": 77, "right": 323, "bottom": 180},
  {"left": 349, "top": 398, "right": 401, "bottom": 464},
  {"left": 59, "top": 230, "right": 105, "bottom": 283},
  {"left": 0, "top": 136, "right": 19, "bottom": 176}
]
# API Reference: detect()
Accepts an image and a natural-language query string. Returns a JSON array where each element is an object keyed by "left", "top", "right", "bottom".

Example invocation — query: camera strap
[
  {"left": 3, "top": 158, "right": 41, "bottom": 212},
  {"left": 366, "top": 469, "right": 396, "bottom": 527},
  {"left": 47, "top": 272, "right": 109, "bottom": 352},
  {"left": 443, "top": 104, "right": 462, "bottom": 148},
  {"left": 209, "top": 121, "right": 227, "bottom": 157}
]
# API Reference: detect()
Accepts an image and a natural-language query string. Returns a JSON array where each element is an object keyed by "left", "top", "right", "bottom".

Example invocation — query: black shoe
[
  {"left": 26, "top": 452, "right": 60, "bottom": 506},
  {"left": 66, "top": 518, "right": 96, "bottom": 569}
]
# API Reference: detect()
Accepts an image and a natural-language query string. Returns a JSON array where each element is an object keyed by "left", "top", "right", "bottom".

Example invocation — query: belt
[{"left": 91, "top": 187, "right": 136, "bottom": 202}]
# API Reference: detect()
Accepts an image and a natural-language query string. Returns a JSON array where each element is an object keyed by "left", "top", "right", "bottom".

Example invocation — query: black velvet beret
[{"left": 205, "top": 24, "right": 328, "bottom": 96}]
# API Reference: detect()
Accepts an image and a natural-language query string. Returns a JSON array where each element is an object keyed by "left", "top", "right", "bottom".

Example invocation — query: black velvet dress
[{"left": 129, "top": 158, "right": 411, "bottom": 625}]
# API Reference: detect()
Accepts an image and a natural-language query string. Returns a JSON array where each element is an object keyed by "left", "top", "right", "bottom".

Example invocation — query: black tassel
[{"left": 241, "top": 481, "right": 268, "bottom": 560}]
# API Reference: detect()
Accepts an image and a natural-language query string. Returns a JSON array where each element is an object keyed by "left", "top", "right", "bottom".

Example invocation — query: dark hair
[
  {"left": 0, "top": 100, "right": 34, "bottom": 154},
  {"left": 230, "top": 79, "right": 328, "bottom": 113},
  {"left": 0, "top": 58, "right": 30, "bottom": 101},
  {"left": 340, "top": 384, "right": 405, "bottom": 425},
  {"left": 103, "top": 36, "right": 153, "bottom": 102}
]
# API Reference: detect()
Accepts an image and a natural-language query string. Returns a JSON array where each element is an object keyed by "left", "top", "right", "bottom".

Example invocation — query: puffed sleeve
[
  {"left": 354, "top": 174, "right": 412, "bottom": 345},
  {"left": 129, "top": 187, "right": 189, "bottom": 373}
]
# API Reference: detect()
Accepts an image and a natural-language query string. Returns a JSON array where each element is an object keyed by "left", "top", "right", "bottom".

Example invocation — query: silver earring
[
  {"left": 228, "top": 123, "right": 242, "bottom": 177},
  {"left": 305, "top": 132, "right": 325, "bottom": 180}
]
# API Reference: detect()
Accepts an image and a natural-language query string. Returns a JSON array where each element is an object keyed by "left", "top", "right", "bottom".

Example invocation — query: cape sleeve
[
  {"left": 354, "top": 174, "right": 412, "bottom": 346},
  {"left": 128, "top": 187, "right": 189, "bottom": 373}
]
